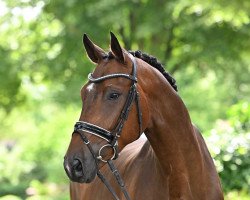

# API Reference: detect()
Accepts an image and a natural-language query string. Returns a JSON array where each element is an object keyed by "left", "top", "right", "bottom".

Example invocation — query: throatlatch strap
[{"left": 135, "top": 89, "right": 143, "bottom": 134}]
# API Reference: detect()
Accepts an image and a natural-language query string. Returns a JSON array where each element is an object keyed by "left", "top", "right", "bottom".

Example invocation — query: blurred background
[{"left": 0, "top": 0, "right": 249, "bottom": 199}]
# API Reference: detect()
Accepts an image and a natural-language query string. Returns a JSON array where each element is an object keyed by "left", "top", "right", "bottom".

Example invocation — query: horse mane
[
  {"left": 107, "top": 50, "right": 178, "bottom": 92},
  {"left": 129, "top": 50, "right": 177, "bottom": 92}
]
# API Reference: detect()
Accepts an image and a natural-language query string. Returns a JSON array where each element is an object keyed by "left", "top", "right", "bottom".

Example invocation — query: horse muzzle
[{"left": 63, "top": 155, "right": 97, "bottom": 183}]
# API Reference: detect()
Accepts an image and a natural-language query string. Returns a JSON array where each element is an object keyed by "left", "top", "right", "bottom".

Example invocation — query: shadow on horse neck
[{"left": 64, "top": 33, "right": 224, "bottom": 200}]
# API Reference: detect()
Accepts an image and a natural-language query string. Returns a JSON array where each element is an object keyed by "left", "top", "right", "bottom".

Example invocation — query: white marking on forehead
[{"left": 86, "top": 83, "right": 95, "bottom": 92}]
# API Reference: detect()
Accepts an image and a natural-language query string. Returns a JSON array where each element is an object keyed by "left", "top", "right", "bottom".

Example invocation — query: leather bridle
[{"left": 73, "top": 54, "right": 142, "bottom": 200}]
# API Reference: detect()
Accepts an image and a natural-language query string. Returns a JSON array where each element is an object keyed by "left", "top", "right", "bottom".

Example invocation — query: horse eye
[{"left": 108, "top": 92, "right": 120, "bottom": 100}]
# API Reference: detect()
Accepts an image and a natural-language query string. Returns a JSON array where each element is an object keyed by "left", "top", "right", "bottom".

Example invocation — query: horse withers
[{"left": 63, "top": 32, "right": 224, "bottom": 200}]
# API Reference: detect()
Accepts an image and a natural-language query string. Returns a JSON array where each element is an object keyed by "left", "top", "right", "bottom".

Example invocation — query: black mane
[
  {"left": 129, "top": 50, "right": 177, "bottom": 91},
  {"left": 107, "top": 50, "right": 178, "bottom": 92}
]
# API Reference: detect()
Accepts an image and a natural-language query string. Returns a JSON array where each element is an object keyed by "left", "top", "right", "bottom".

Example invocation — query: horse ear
[
  {"left": 110, "top": 32, "right": 125, "bottom": 63},
  {"left": 83, "top": 34, "right": 106, "bottom": 63}
]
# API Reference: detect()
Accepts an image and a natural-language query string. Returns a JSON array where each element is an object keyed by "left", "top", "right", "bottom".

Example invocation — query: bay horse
[{"left": 63, "top": 32, "right": 224, "bottom": 200}]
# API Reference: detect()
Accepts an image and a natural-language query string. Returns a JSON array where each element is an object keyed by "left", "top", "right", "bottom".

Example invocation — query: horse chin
[
  {"left": 85, "top": 172, "right": 96, "bottom": 183},
  {"left": 80, "top": 169, "right": 97, "bottom": 183},
  {"left": 73, "top": 177, "right": 93, "bottom": 184}
]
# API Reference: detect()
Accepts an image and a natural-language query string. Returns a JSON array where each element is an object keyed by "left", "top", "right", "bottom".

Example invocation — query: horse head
[{"left": 63, "top": 33, "right": 149, "bottom": 183}]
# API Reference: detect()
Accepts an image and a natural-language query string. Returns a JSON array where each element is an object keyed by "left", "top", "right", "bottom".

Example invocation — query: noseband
[{"left": 73, "top": 55, "right": 142, "bottom": 200}]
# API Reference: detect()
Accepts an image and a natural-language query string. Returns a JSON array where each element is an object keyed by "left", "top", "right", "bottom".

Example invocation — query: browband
[{"left": 88, "top": 73, "right": 137, "bottom": 83}]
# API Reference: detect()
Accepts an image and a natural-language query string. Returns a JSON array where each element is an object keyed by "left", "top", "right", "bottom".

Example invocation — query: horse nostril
[
  {"left": 73, "top": 159, "right": 80, "bottom": 168},
  {"left": 74, "top": 159, "right": 82, "bottom": 171},
  {"left": 73, "top": 159, "right": 84, "bottom": 177}
]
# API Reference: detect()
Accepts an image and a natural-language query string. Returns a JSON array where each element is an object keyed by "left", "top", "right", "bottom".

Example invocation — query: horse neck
[{"left": 139, "top": 62, "right": 204, "bottom": 177}]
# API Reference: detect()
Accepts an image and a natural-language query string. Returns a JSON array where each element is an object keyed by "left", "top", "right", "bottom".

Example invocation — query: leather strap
[
  {"left": 88, "top": 73, "right": 137, "bottom": 83},
  {"left": 74, "top": 121, "right": 114, "bottom": 142},
  {"left": 74, "top": 130, "right": 130, "bottom": 200}
]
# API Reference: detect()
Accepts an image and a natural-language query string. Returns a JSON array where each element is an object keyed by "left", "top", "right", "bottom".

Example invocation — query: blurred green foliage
[
  {"left": 0, "top": 0, "right": 249, "bottom": 199},
  {"left": 0, "top": 103, "right": 75, "bottom": 199},
  {"left": 206, "top": 102, "right": 250, "bottom": 194}
]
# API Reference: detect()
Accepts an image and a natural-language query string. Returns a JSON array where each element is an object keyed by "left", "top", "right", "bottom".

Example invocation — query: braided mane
[
  {"left": 107, "top": 50, "right": 178, "bottom": 91},
  {"left": 128, "top": 50, "right": 178, "bottom": 92}
]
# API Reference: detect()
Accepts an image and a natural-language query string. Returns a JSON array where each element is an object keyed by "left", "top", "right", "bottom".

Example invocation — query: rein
[{"left": 73, "top": 55, "right": 142, "bottom": 200}]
